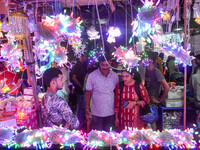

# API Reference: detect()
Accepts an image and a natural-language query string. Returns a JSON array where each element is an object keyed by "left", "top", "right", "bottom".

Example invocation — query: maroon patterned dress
[{"left": 115, "top": 83, "right": 150, "bottom": 130}]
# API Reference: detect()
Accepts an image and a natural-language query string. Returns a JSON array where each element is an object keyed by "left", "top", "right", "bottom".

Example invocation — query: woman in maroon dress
[{"left": 114, "top": 69, "right": 150, "bottom": 130}]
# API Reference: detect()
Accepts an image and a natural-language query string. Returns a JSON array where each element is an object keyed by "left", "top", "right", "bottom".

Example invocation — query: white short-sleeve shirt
[{"left": 86, "top": 68, "right": 119, "bottom": 117}]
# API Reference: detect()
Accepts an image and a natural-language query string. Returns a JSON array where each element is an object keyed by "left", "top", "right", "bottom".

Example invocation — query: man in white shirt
[{"left": 85, "top": 56, "right": 119, "bottom": 131}]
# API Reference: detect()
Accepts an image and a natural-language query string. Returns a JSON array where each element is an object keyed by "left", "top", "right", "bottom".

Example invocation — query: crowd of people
[{"left": 0, "top": 50, "right": 200, "bottom": 132}]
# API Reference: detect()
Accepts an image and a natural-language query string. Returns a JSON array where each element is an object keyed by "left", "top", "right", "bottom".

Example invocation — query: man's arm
[
  {"left": 72, "top": 74, "right": 83, "bottom": 89},
  {"left": 150, "top": 79, "right": 170, "bottom": 103},
  {"left": 159, "top": 79, "right": 170, "bottom": 102},
  {"left": 85, "top": 90, "right": 92, "bottom": 120}
]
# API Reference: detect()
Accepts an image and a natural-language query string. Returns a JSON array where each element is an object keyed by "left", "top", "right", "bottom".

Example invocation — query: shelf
[{"left": 160, "top": 106, "right": 183, "bottom": 110}]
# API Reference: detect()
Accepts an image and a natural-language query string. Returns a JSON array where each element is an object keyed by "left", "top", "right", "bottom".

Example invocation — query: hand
[
  {"left": 115, "top": 118, "right": 119, "bottom": 127},
  {"left": 126, "top": 101, "right": 135, "bottom": 109},
  {"left": 150, "top": 96, "right": 160, "bottom": 103},
  {"left": 85, "top": 109, "right": 92, "bottom": 121},
  {"left": 197, "top": 112, "right": 200, "bottom": 122}
]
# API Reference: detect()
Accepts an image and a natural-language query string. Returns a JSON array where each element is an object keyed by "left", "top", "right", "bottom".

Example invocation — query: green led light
[{"left": 195, "top": 131, "right": 199, "bottom": 135}]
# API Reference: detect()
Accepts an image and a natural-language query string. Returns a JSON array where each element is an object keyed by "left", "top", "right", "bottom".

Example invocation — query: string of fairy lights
[
  {"left": 0, "top": 0, "right": 192, "bottom": 75},
  {"left": 0, "top": 126, "right": 197, "bottom": 149}
]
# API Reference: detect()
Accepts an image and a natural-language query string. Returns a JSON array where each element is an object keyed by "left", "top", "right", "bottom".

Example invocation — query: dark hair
[
  {"left": 159, "top": 53, "right": 164, "bottom": 59},
  {"left": 147, "top": 51, "right": 157, "bottom": 63},
  {"left": 122, "top": 68, "right": 142, "bottom": 84},
  {"left": 43, "top": 67, "right": 62, "bottom": 87},
  {"left": 99, "top": 55, "right": 111, "bottom": 63}
]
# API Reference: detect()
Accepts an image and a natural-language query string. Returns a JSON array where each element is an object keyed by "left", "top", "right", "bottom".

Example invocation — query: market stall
[{"left": 0, "top": 0, "right": 199, "bottom": 149}]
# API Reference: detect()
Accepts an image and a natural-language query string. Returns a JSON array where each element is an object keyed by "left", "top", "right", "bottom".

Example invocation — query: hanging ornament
[
  {"left": 73, "top": 44, "right": 86, "bottom": 59},
  {"left": 161, "top": 11, "right": 171, "bottom": 21},
  {"left": 87, "top": 26, "right": 100, "bottom": 40},
  {"left": 107, "top": 27, "right": 121, "bottom": 43},
  {"left": 195, "top": 17, "right": 200, "bottom": 24},
  {"left": 36, "top": 14, "right": 83, "bottom": 53},
  {"left": 130, "top": 0, "right": 163, "bottom": 44},
  {"left": 9, "top": 12, "right": 29, "bottom": 40},
  {"left": 112, "top": 46, "right": 140, "bottom": 68},
  {"left": 53, "top": 45, "right": 68, "bottom": 66},
  {"left": 0, "top": 42, "right": 23, "bottom": 71},
  {"left": 161, "top": 43, "right": 192, "bottom": 67}
]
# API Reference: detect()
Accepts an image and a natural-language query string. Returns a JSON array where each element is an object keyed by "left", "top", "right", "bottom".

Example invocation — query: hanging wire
[
  {"left": 95, "top": 0, "right": 131, "bottom": 71},
  {"left": 35, "top": 0, "right": 38, "bottom": 23}
]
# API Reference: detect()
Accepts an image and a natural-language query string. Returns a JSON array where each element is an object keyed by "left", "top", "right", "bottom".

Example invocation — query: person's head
[
  {"left": 79, "top": 54, "right": 87, "bottom": 63},
  {"left": 43, "top": 67, "right": 63, "bottom": 92},
  {"left": 159, "top": 53, "right": 164, "bottom": 60},
  {"left": 122, "top": 68, "right": 141, "bottom": 85},
  {"left": 190, "top": 51, "right": 195, "bottom": 57},
  {"left": 154, "top": 52, "right": 158, "bottom": 58},
  {"left": 99, "top": 56, "right": 111, "bottom": 74},
  {"left": 146, "top": 52, "right": 157, "bottom": 71},
  {"left": 195, "top": 54, "right": 200, "bottom": 67}
]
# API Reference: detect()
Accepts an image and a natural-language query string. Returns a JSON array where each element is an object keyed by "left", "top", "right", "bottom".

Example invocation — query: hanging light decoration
[
  {"left": 195, "top": 17, "right": 200, "bottom": 24},
  {"left": 9, "top": 12, "right": 29, "bottom": 40},
  {"left": 162, "top": 11, "right": 171, "bottom": 21},
  {"left": 9, "top": 12, "right": 29, "bottom": 53}
]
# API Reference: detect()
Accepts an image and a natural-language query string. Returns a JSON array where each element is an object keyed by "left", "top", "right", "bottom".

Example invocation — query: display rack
[{"left": 158, "top": 105, "right": 184, "bottom": 130}]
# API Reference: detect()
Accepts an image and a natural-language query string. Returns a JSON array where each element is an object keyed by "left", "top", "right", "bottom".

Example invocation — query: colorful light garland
[
  {"left": 161, "top": 43, "right": 192, "bottom": 67},
  {"left": 0, "top": 41, "right": 23, "bottom": 71},
  {"left": 36, "top": 13, "right": 83, "bottom": 56},
  {"left": 130, "top": 0, "right": 163, "bottom": 44},
  {"left": 0, "top": 127, "right": 197, "bottom": 149},
  {"left": 112, "top": 46, "right": 140, "bottom": 68},
  {"left": 88, "top": 47, "right": 104, "bottom": 65}
]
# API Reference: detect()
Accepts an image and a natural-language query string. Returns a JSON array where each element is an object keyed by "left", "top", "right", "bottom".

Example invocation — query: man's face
[
  {"left": 146, "top": 60, "right": 154, "bottom": 71},
  {"left": 55, "top": 74, "right": 64, "bottom": 90},
  {"left": 81, "top": 54, "right": 87, "bottom": 62},
  {"left": 99, "top": 60, "right": 110, "bottom": 73}
]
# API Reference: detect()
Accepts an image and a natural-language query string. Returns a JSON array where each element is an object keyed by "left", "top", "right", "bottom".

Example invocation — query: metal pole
[
  {"left": 25, "top": 35, "right": 42, "bottom": 128},
  {"left": 183, "top": 0, "right": 187, "bottom": 130}
]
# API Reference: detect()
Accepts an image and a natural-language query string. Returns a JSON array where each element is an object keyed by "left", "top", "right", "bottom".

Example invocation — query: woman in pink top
[{"left": 114, "top": 69, "right": 150, "bottom": 130}]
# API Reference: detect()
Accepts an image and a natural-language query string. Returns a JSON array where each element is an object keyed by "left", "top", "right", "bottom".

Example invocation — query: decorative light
[
  {"left": 195, "top": 17, "right": 200, "bottom": 24},
  {"left": 88, "top": 47, "right": 104, "bottom": 65},
  {"left": 87, "top": 26, "right": 100, "bottom": 40},
  {"left": 162, "top": 11, "right": 171, "bottom": 21},
  {"left": 112, "top": 46, "right": 140, "bottom": 68},
  {"left": 9, "top": 12, "right": 29, "bottom": 40},
  {"left": 161, "top": 43, "right": 192, "bottom": 66},
  {"left": 0, "top": 127, "right": 197, "bottom": 149},
  {"left": 107, "top": 27, "right": 121, "bottom": 43}
]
